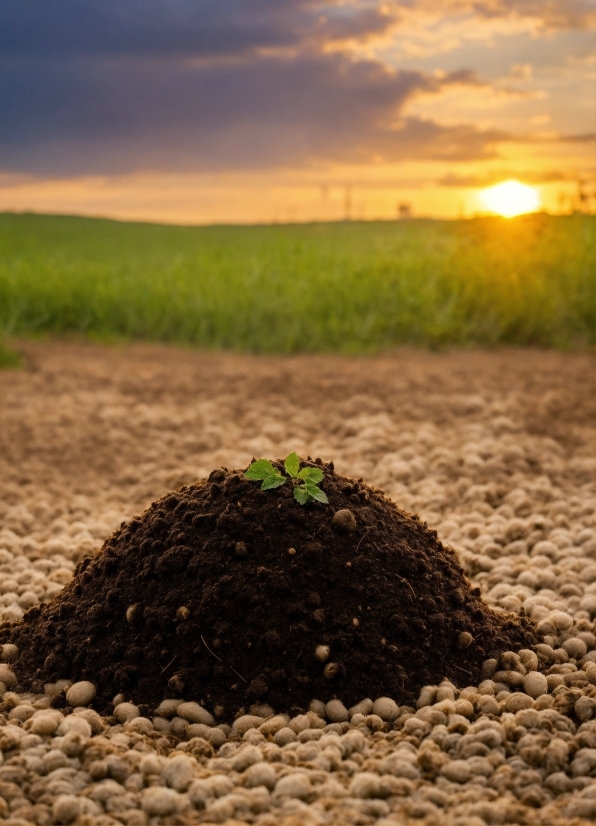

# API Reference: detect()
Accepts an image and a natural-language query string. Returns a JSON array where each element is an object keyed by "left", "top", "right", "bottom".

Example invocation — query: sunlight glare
[{"left": 479, "top": 180, "right": 540, "bottom": 218}]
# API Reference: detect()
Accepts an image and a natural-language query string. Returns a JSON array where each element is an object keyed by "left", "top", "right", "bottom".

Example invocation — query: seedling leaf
[
  {"left": 306, "top": 485, "right": 329, "bottom": 504},
  {"left": 297, "top": 467, "right": 324, "bottom": 484},
  {"left": 246, "top": 454, "right": 328, "bottom": 506},
  {"left": 245, "top": 459, "right": 277, "bottom": 480},
  {"left": 284, "top": 452, "right": 300, "bottom": 478},
  {"left": 245, "top": 459, "right": 286, "bottom": 491},
  {"left": 294, "top": 486, "right": 309, "bottom": 505},
  {"left": 261, "top": 475, "right": 287, "bottom": 491}
]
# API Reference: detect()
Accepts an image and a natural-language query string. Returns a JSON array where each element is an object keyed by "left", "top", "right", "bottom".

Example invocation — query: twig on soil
[
  {"left": 396, "top": 575, "right": 416, "bottom": 600},
  {"left": 355, "top": 528, "right": 372, "bottom": 554},
  {"left": 201, "top": 635, "right": 222, "bottom": 662},
  {"left": 159, "top": 655, "right": 177, "bottom": 675},
  {"left": 453, "top": 664, "right": 472, "bottom": 676},
  {"left": 231, "top": 667, "right": 248, "bottom": 684}
]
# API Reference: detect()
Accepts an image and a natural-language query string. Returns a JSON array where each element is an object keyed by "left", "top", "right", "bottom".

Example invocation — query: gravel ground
[{"left": 0, "top": 341, "right": 594, "bottom": 826}]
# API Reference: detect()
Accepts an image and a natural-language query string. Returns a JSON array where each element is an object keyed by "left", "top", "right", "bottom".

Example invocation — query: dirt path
[{"left": 0, "top": 342, "right": 594, "bottom": 825}]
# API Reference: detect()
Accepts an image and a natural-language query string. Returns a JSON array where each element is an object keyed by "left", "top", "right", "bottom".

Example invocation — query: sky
[{"left": 0, "top": 0, "right": 594, "bottom": 223}]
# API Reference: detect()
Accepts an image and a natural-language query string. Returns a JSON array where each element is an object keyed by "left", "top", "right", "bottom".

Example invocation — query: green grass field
[{"left": 0, "top": 211, "right": 593, "bottom": 355}]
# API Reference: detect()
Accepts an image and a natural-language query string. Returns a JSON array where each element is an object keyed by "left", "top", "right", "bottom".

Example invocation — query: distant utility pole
[
  {"left": 344, "top": 184, "right": 352, "bottom": 221},
  {"left": 577, "top": 178, "right": 588, "bottom": 213}
]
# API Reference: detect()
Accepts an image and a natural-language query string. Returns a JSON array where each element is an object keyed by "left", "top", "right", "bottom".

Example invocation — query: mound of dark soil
[{"left": 6, "top": 459, "right": 535, "bottom": 718}]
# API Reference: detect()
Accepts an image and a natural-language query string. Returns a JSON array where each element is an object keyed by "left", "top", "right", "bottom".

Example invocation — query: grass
[{"left": 0, "top": 211, "right": 593, "bottom": 353}]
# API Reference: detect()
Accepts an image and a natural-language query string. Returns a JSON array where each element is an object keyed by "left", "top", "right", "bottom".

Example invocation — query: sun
[{"left": 479, "top": 179, "right": 540, "bottom": 218}]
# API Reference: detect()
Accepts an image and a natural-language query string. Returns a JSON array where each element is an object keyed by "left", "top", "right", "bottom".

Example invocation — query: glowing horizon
[{"left": 0, "top": 2, "right": 593, "bottom": 222}]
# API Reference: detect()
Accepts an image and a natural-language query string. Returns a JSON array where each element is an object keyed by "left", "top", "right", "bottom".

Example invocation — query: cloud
[
  {"left": 0, "top": 1, "right": 398, "bottom": 59},
  {"left": 0, "top": 49, "right": 500, "bottom": 175},
  {"left": 396, "top": 0, "right": 595, "bottom": 31},
  {"left": 437, "top": 168, "right": 586, "bottom": 187},
  {"left": 0, "top": 1, "right": 591, "bottom": 178}
]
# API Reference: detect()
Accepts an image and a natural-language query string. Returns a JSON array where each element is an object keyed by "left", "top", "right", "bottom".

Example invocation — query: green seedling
[{"left": 245, "top": 452, "right": 329, "bottom": 505}]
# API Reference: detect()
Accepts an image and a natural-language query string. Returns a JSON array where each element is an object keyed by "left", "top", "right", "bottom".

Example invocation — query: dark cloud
[
  {"left": 0, "top": 49, "right": 495, "bottom": 175},
  {"left": 0, "top": 1, "right": 588, "bottom": 177},
  {"left": 0, "top": 1, "right": 395, "bottom": 59}
]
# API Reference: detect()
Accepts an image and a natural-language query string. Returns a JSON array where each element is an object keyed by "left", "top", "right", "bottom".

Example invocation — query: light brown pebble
[
  {"left": 505, "top": 692, "right": 534, "bottom": 713},
  {"left": 325, "top": 699, "right": 349, "bottom": 722},
  {"left": 177, "top": 701, "right": 215, "bottom": 726},
  {"left": 114, "top": 702, "right": 140, "bottom": 723},
  {"left": 416, "top": 686, "right": 437, "bottom": 708},
  {"left": 575, "top": 696, "right": 596, "bottom": 722},
  {"left": 315, "top": 645, "right": 330, "bottom": 662},
  {"left": 0, "top": 644, "right": 18, "bottom": 662},
  {"left": 66, "top": 681, "right": 96, "bottom": 707},
  {"left": 523, "top": 672, "right": 548, "bottom": 698},
  {"left": 563, "top": 637, "right": 587, "bottom": 659},
  {"left": 349, "top": 698, "right": 373, "bottom": 717},
  {"left": 440, "top": 760, "right": 471, "bottom": 783},
  {"left": 232, "top": 715, "right": 264, "bottom": 735},
  {"left": 274, "top": 772, "right": 311, "bottom": 799},
  {"left": 373, "top": 697, "right": 399, "bottom": 721},
  {"left": 155, "top": 699, "right": 182, "bottom": 718},
  {"left": 29, "top": 712, "right": 62, "bottom": 736},
  {"left": 0, "top": 665, "right": 17, "bottom": 688},
  {"left": 476, "top": 695, "right": 500, "bottom": 716},
  {"left": 324, "top": 662, "right": 340, "bottom": 680},
  {"left": 126, "top": 604, "right": 140, "bottom": 624},
  {"left": 481, "top": 659, "right": 498, "bottom": 678},
  {"left": 309, "top": 699, "right": 326, "bottom": 717},
  {"left": 274, "top": 727, "right": 296, "bottom": 746},
  {"left": 141, "top": 787, "right": 180, "bottom": 817},
  {"left": 457, "top": 632, "right": 474, "bottom": 650}
]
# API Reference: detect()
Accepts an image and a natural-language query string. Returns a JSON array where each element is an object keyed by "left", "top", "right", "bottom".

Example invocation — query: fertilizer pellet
[{"left": 314, "top": 644, "right": 331, "bottom": 662}]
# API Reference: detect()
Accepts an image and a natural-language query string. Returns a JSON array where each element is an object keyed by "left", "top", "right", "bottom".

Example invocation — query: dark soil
[{"left": 5, "top": 459, "right": 536, "bottom": 719}]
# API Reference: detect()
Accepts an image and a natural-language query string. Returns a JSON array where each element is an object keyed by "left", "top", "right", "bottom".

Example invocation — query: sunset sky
[{"left": 0, "top": 0, "right": 594, "bottom": 223}]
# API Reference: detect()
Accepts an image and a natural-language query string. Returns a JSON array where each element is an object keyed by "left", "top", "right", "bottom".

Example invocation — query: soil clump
[{"left": 5, "top": 459, "right": 536, "bottom": 718}]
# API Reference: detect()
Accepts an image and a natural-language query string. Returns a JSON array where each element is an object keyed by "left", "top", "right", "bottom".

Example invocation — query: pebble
[
  {"left": 457, "top": 631, "right": 474, "bottom": 649},
  {"left": 315, "top": 644, "right": 330, "bottom": 662},
  {"left": 114, "top": 702, "right": 140, "bottom": 722},
  {"left": 441, "top": 760, "right": 472, "bottom": 783},
  {"left": 323, "top": 662, "right": 340, "bottom": 679},
  {"left": 274, "top": 773, "right": 311, "bottom": 799},
  {"left": 161, "top": 754, "right": 195, "bottom": 791},
  {"left": 0, "top": 664, "right": 17, "bottom": 687},
  {"left": 177, "top": 701, "right": 215, "bottom": 726},
  {"left": 155, "top": 698, "right": 182, "bottom": 718},
  {"left": 65, "top": 680, "right": 96, "bottom": 707},
  {"left": 273, "top": 727, "right": 296, "bottom": 746},
  {"left": 0, "top": 643, "right": 18, "bottom": 662},
  {"left": 332, "top": 509, "right": 357, "bottom": 531},
  {"left": 141, "top": 787, "right": 180, "bottom": 816},
  {"left": 349, "top": 698, "right": 373, "bottom": 717},
  {"left": 325, "top": 699, "right": 349, "bottom": 722},
  {"left": 244, "top": 761, "right": 277, "bottom": 789},
  {"left": 232, "top": 714, "right": 265, "bottom": 735},
  {"left": 523, "top": 671, "right": 548, "bottom": 698},
  {"left": 372, "top": 696, "right": 399, "bottom": 721}
]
